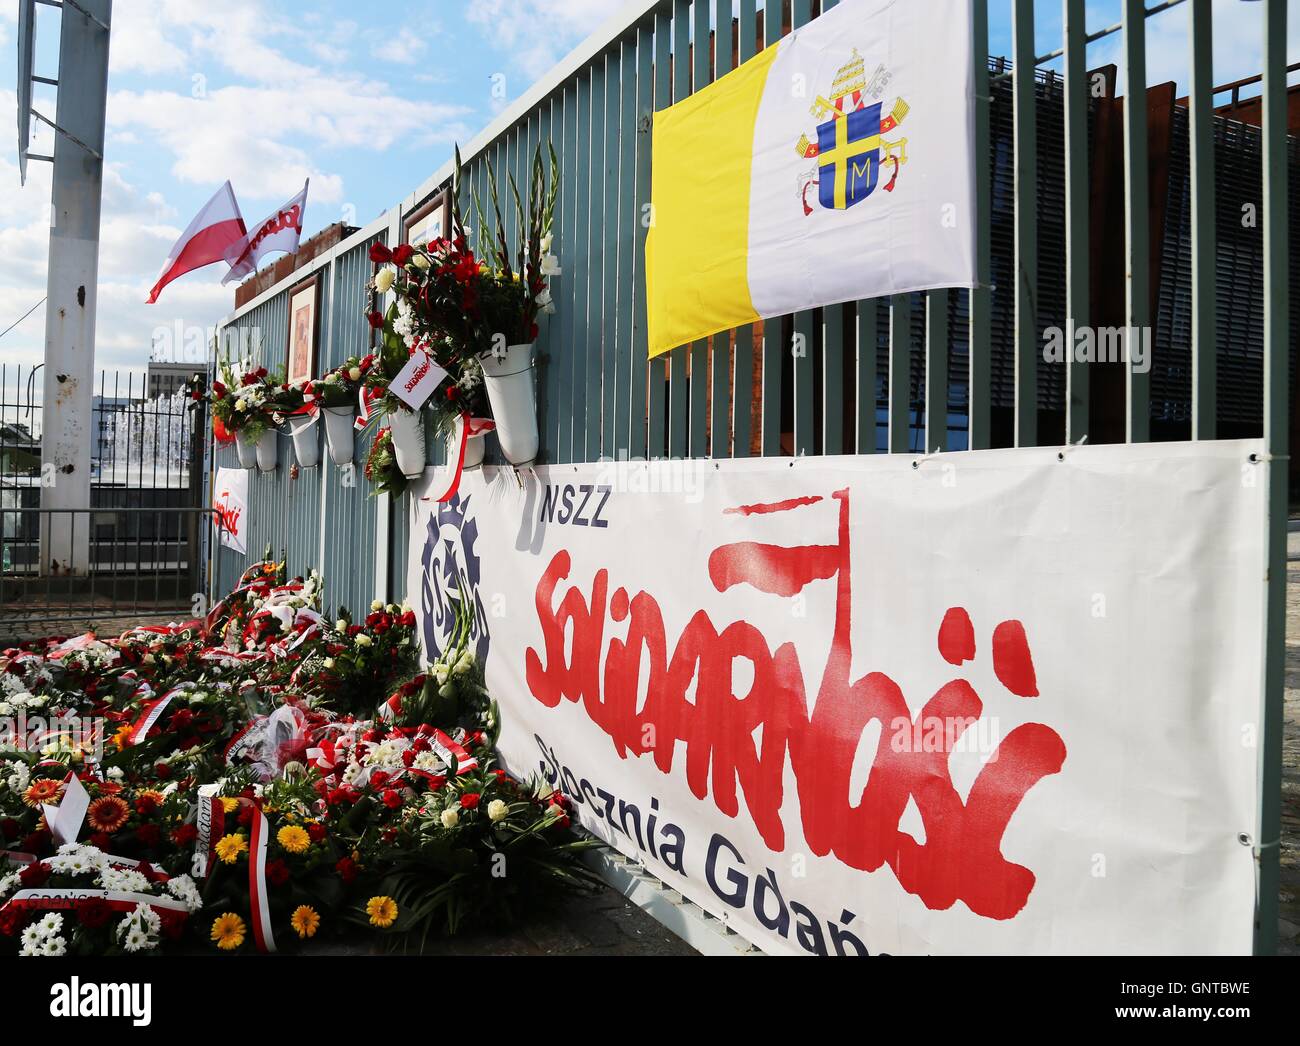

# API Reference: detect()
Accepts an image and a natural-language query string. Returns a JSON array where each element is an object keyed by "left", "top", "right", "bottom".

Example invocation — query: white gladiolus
[
  {"left": 541, "top": 254, "right": 561, "bottom": 276},
  {"left": 433, "top": 662, "right": 449, "bottom": 685},
  {"left": 541, "top": 233, "right": 553, "bottom": 253}
]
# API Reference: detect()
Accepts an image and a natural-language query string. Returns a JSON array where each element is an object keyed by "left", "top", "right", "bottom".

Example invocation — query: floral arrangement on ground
[{"left": 0, "top": 558, "right": 596, "bottom": 956}]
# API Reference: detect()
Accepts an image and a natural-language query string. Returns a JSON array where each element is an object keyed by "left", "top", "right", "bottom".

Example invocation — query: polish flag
[
  {"left": 146, "top": 181, "right": 246, "bottom": 304},
  {"left": 222, "top": 180, "right": 309, "bottom": 286}
]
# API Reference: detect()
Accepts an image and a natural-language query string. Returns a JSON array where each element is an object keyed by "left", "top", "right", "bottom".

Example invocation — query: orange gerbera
[
  {"left": 87, "top": 795, "right": 130, "bottom": 833},
  {"left": 22, "top": 779, "right": 62, "bottom": 808}
]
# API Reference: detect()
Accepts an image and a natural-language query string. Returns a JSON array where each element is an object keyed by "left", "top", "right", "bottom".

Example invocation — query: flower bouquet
[
  {"left": 315, "top": 355, "right": 376, "bottom": 466},
  {"left": 211, "top": 357, "right": 287, "bottom": 471}
]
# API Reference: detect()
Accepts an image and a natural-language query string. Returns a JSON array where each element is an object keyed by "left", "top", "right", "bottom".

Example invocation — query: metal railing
[
  {"left": 0, "top": 507, "right": 224, "bottom": 638},
  {"left": 213, "top": 0, "right": 1292, "bottom": 953}
]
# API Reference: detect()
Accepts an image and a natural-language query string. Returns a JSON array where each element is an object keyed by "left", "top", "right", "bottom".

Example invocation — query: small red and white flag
[
  {"left": 222, "top": 180, "right": 310, "bottom": 286},
  {"left": 146, "top": 181, "right": 247, "bottom": 304}
]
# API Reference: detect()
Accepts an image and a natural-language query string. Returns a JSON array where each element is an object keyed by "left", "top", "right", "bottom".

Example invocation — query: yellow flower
[
  {"left": 366, "top": 895, "right": 398, "bottom": 928},
  {"left": 210, "top": 913, "right": 246, "bottom": 951},
  {"left": 291, "top": 905, "right": 320, "bottom": 939},
  {"left": 112, "top": 724, "right": 134, "bottom": 750},
  {"left": 220, "top": 797, "right": 239, "bottom": 814},
  {"left": 277, "top": 825, "right": 311, "bottom": 854},
  {"left": 214, "top": 833, "right": 248, "bottom": 864}
]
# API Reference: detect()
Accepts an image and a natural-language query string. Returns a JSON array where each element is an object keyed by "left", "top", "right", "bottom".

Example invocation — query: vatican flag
[{"left": 645, "top": 0, "right": 976, "bottom": 358}]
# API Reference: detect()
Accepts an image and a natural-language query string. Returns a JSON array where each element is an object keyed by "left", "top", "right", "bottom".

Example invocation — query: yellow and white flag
[{"left": 645, "top": 0, "right": 976, "bottom": 358}]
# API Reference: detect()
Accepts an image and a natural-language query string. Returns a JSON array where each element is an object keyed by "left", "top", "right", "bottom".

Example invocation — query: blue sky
[{"left": 0, "top": 0, "right": 1294, "bottom": 374}]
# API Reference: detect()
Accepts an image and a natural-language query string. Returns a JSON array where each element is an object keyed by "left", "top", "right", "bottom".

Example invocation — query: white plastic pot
[
  {"left": 255, "top": 428, "right": 278, "bottom": 472},
  {"left": 452, "top": 414, "right": 486, "bottom": 470},
  {"left": 288, "top": 414, "right": 320, "bottom": 469},
  {"left": 235, "top": 431, "right": 257, "bottom": 469},
  {"left": 322, "top": 405, "right": 355, "bottom": 467},
  {"left": 480, "top": 342, "right": 538, "bottom": 466},
  {"left": 387, "top": 406, "right": 426, "bottom": 479}
]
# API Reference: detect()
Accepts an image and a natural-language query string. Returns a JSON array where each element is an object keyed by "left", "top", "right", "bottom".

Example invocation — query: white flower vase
[
  {"left": 288, "top": 414, "right": 320, "bottom": 469},
  {"left": 481, "top": 343, "right": 538, "bottom": 466},
  {"left": 235, "top": 431, "right": 258, "bottom": 469},
  {"left": 255, "top": 428, "right": 278, "bottom": 472},
  {"left": 387, "top": 407, "right": 426, "bottom": 479},
  {"left": 452, "top": 414, "right": 486, "bottom": 470},
  {"left": 322, "top": 405, "right": 355, "bottom": 467}
]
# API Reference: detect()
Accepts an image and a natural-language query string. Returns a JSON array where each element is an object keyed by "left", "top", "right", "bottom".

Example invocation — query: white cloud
[
  {"left": 466, "top": 0, "right": 624, "bottom": 82},
  {"left": 371, "top": 34, "right": 428, "bottom": 65}
]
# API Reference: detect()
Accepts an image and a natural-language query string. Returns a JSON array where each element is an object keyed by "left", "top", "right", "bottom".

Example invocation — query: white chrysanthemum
[
  {"left": 40, "top": 935, "right": 67, "bottom": 957},
  {"left": 0, "top": 872, "right": 21, "bottom": 898},
  {"left": 412, "top": 751, "right": 446, "bottom": 774},
  {"left": 165, "top": 874, "right": 203, "bottom": 912},
  {"left": 36, "top": 913, "right": 63, "bottom": 938},
  {"left": 99, "top": 866, "right": 149, "bottom": 894}
]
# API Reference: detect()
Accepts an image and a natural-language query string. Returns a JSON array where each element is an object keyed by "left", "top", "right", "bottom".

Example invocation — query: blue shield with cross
[{"left": 816, "top": 102, "right": 882, "bottom": 210}]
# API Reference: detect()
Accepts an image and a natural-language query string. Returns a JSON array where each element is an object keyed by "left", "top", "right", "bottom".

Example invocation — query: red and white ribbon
[
  {"left": 429, "top": 728, "right": 478, "bottom": 774},
  {"left": 1, "top": 888, "right": 190, "bottom": 918},
  {"left": 193, "top": 784, "right": 225, "bottom": 880},
  {"left": 127, "top": 683, "right": 191, "bottom": 745},
  {"left": 248, "top": 804, "right": 277, "bottom": 954},
  {"left": 355, "top": 386, "right": 384, "bottom": 431},
  {"left": 428, "top": 413, "right": 495, "bottom": 505}
]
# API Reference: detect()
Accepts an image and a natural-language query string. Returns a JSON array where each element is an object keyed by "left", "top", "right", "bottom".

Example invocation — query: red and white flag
[
  {"left": 222, "top": 180, "right": 310, "bottom": 286},
  {"left": 146, "top": 181, "right": 246, "bottom": 304}
]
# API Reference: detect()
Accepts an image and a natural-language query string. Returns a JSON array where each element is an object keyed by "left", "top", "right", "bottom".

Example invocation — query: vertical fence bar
[
  {"left": 1188, "top": 0, "right": 1216, "bottom": 440},
  {"left": 631, "top": 16, "right": 656, "bottom": 461},
  {"left": 668, "top": 0, "right": 691, "bottom": 458},
  {"left": 1122, "top": 0, "right": 1150, "bottom": 443},
  {"left": 856, "top": 300, "right": 877, "bottom": 453},
  {"left": 537, "top": 99, "right": 557, "bottom": 462},
  {"left": 711, "top": 0, "right": 735, "bottom": 458},
  {"left": 1012, "top": 0, "right": 1037, "bottom": 448},
  {"left": 648, "top": 5, "right": 672, "bottom": 458},
  {"left": 925, "top": 291, "right": 949, "bottom": 452},
  {"left": 615, "top": 30, "right": 639, "bottom": 458},
  {"left": 820, "top": 0, "right": 844, "bottom": 456},
  {"left": 689, "top": 0, "right": 712, "bottom": 457},
  {"left": 969, "top": 0, "right": 992, "bottom": 450},
  {"left": 602, "top": 49, "right": 622, "bottom": 458},
  {"left": 585, "top": 61, "right": 606, "bottom": 461},
  {"left": 1063, "top": 0, "right": 1089, "bottom": 444},
  {"left": 1256, "top": 0, "right": 1289, "bottom": 958},
  {"left": 573, "top": 74, "right": 594, "bottom": 460},
  {"left": 558, "top": 83, "right": 579, "bottom": 463},
  {"left": 732, "top": 0, "right": 758, "bottom": 457},
  {"left": 791, "top": 0, "right": 814, "bottom": 457},
  {"left": 760, "top": 0, "right": 783, "bottom": 456},
  {"left": 887, "top": 295, "right": 910, "bottom": 453}
]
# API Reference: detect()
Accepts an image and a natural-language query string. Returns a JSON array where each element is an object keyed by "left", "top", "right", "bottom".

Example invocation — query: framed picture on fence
[
  {"left": 402, "top": 189, "right": 449, "bottom": 248},
  {"left": 287, "top": 274, "right": 320, "bottom": 387}
]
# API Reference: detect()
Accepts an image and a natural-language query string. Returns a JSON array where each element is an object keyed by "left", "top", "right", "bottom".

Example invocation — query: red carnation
[
  {"left": 19, "top": 862, "right": 50, "bottom": 887},
  {"left": 256, "top": 366, "right": 268, "bottom": 379},
  {"left": 266, "top": 858, "right": 290, "bottom": 887},
  {"left": 136, "top": 823, "right": 161, "bottom": 847},
  {"left": 369, "top": 242, "right": 393, "bottom": 264},
  {"left": 0, "top": 909, "right": 22, "bottom": 937},
  {"left": 171, "top": 823, "right": 198, "bottom": 846},
  {"left": 77, "top": 897, "right": 113, "bottom": 929},
  {"left": 307, "top": 823, "right": 326, "bottom": 843},
  {"left": 89, "top": 831, "right": 112, "bottom": 850},
  {"left": 335, "top": 856, "right": 358, "bottom": 884},
  {"left": 460, "top": 792, "right": 481, "bottom": 810},
  {"left": 382, "top": 789, "right": 403, "bottom": 809}
]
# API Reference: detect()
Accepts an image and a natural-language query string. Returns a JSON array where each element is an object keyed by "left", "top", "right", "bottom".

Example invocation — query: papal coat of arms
[{"left": 795, "top": 50, "right": 909, "bottom": 215}]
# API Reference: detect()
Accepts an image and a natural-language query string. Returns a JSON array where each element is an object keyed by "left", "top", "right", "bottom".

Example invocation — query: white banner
[
  {"left": 213, "top": 467, "right": 249, "bottom": 555},
  {"left": 407, "top": 440, "right": 1267, "bottom": 955}
]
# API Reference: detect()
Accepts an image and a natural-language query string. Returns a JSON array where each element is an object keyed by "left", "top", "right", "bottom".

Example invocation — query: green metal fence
[{"left": 214, "top": 0, "right": 1291, "bottom": 953}]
